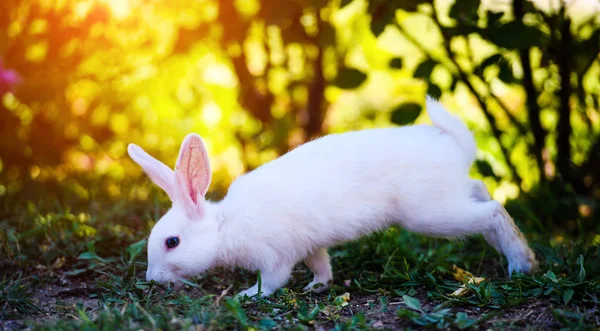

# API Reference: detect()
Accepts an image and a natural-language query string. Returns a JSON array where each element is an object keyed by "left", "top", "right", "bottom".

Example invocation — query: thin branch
[
  {"left": 400, "top": 6, "right": 524, "bottom": 183},
  {"left": 395, "top": 22, "right": 522, "bottom": 183},
  {"left": 513, "top": 0, "right": 548, "bottom": 183},
  {"left": 556, "top": 9, "right": 573, "bottom": 182},
  {"left": 465, "top": 39, "right": 529, "bottom": 136}
]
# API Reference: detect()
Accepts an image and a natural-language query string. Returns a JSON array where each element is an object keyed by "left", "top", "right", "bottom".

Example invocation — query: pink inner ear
[{"left": 176, "top": 135, "right": 210, "bottom": 205}]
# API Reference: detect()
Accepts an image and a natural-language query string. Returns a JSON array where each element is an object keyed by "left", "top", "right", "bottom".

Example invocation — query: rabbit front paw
[
  {"left": 236, "top": 283, "right": 275, "bottom": 300},
  {"left": 507, "top": 248, "right": 539, "bottom": 277},
  {"left": 236, "top": 288, "right": 259, "bottom": 300},
  {"left": 302, "top": 280, "right": 332, "bottom": 293}
]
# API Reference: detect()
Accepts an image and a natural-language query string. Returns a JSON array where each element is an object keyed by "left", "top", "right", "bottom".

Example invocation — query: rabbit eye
[{"left": 165, "top": 236, "right": 180, "bottom": 249}]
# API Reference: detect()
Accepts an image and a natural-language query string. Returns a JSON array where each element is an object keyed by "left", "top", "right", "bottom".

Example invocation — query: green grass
[{"left": 1, "top": 183, "right": 599, "bottom": 330}]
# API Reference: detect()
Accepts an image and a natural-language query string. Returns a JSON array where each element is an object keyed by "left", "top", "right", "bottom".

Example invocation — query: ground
[
  {"left": 1, "top": 196, "right": 599, "bottom": 330},
  {"left": 0, "top": 262, "right": 593, "bottom": 330}
]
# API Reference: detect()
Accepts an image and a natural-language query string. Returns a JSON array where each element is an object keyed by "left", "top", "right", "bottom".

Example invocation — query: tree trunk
[
  {"left": 557, "top": 16, "right": 573, "bottom": 184},
  {"left": 513, "top": 0, "right": 547, "bottom": 183},
  {"left": 304, "top": 46, "right": 325, "bottom": 141}
]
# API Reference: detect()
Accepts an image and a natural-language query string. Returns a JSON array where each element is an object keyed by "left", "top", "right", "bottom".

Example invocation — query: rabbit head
[{"left": 127, "top": 133, "right": 220, "bottom": 284}]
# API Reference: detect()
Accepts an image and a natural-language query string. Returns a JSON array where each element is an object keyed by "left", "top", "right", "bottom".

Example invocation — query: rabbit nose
[
  {"left": 146, "top": 268, "right": 168, "bottom": 282},
  {"left": 146, "top": 267, "right": 160, "bottom": 281}
]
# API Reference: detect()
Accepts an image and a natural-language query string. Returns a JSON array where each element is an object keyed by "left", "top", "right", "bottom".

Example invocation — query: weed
[{"left": 0, "top": 189, "right": 599, "bottom": 330}]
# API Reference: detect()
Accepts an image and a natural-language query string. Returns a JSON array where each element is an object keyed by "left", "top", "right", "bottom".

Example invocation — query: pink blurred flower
[{"left": 0, "top": 57, "right": 22, "bottom": 95}]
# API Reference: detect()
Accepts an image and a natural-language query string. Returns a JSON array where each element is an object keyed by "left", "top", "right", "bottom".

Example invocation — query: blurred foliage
[
  {"left": 1, "top": 1, "right": 600, "bottom": 328},
  {"left": 0, "top": 0, "right": 599, "bottom": 236}
]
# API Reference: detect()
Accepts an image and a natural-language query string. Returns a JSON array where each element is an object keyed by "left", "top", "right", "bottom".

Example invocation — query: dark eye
[{"left": 165, "top": 236, "right": 180, "bottom": 249}]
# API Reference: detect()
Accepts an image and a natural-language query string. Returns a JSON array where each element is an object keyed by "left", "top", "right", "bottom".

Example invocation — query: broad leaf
[
  {"left": 389, "top": 57, "right": 403, "bottom": 69},
  {"left": 390, "top": 102, "right": 422, "bottom": 125},
  {"left": 368, "top": 0, "right": 427, "bottom": 36},
  {"left": 402, "top": 295, "right": 422, "bottom": 312},
  {"left": 484, "top": 21, "right": 547, "bottom": 49},
  {"left": 475, "top": 159, "right": 497, "bottom": 178},
  {"left": 413, "top": 59, "right": 437, "bottom": 80},
  {"left": 577, "top": 254, "right": 586, "bottom": 282},
  {"left": 475, "top": 53, "right": 503, "bottom": 76},
  {"left": 449, "top": 0, "right": 481, "bottom": 24},
  {"left": 332, "top": 68, "right": 367, "bottom": 89},
  {"left": 370, "top": 10, "right": 395, "bottom": 36},
  {"left": 486, "top": 10, "right": 504, "bottom": 27},
  {"left": 498, "top": 60, "right": 518, "bottom": 84},
  {"left": 427, "top": 83, "right": 442, "bottom": 99},
  {"left": 455, "top": 312, "right": 478, "bottom": 329},
  {"left": 563, "top": 288, "right": 574, "bottom": 305},
  {"left": 77, "top": 251, "right": 109, "bottom": 263},
  {"left": 127, "top": 238, "right": 147, "bottom": 262}
]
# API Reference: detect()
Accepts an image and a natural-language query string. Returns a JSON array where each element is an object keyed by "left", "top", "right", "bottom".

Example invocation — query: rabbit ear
[
  {"left": 174, "top": 133, "right": 212, "bottom": 215},
  {"left": 128, "top": 144, "right": 176, "bottom": 201}
]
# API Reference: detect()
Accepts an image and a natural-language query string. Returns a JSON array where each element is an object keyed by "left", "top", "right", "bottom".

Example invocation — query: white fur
[{"left": 128, "top": 97, "right": 538, "bottom": 299}]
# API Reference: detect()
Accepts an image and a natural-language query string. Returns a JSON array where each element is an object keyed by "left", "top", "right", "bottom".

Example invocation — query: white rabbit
[{"left": 127, "top": 96, "right": 538, "bottom": 299}]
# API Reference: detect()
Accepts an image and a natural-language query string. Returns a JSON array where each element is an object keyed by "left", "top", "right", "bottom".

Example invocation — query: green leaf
[
  {"left": 552, "top": 308, "right": 583, "bottom": 324},
  {"left": 332, "top": 67, "right": 367, "bottom": 89},
  {"left": 577, "top": 254, "right": 586, "bottom": 282},
  {"left": 64, "top": 268, "right": 88, "bottom": 276},
  {"left": 475, "top": 159, "right": 497, "bottom": 178},
  {"left": 562, "top": 288, "right": 574, "bottom": 305},
  {"left": 370, "top": 10, "right": 395, "bottom": 37},
  {"left": 389, "top": 57, "right": 403, "bottom": 69},
  {"left": 484, "top": 21, "right": 547, "bottom": 49},
  {"left": 545, "top": 270, "right": 558, "bottom": 282},
  {"left": 523, "top": 0, "right": 541, "bottom": 14},
  {"left": 427, "top": 83, "right": 442, "bottom": 99},
  {"left": 413, "top": 59, "right": 437, "bottom": 80},
  {"left": 455, "top": 312, "right": 478, "bottom": 329},
  {"left": 390, "top": 103, "right": 422, "bottom": 125},
  {"left": 486, "top": 10, "right": 504, "bottom": 27},
  {"left": 475, "top": 53, "right": 502, "bottom": 76},
  {"left": 78, "top": 251, "right": 104, "bottom": 261},
  {"left": 402, "top": 295, "right": 422, "bottom": 312},
  {"left": 396, "top": 308, "right": 420, "bottom": 319},
  {"left": 259, "top": 318, "right": 277, "bottom": 329},
  {"left": 224, "top": 298, "right": 249, "bottom": 328},
  {"left": 498, "top": 60, "right": 518, "bottom": 84},
  {"left": 340, "top": 0, "right": 354, "bottom": 8},
  {"left": 127, "top": 238, "right": 147, "bottom": 262},
  {"left": 368, "top": 0, "right": 430, "bottom": 36},
  {"left": 441, "top": 26, "right": 476, "bottom": 38},
  {"left": 449, "top": 0, "right": 481, "bottom": 24}
]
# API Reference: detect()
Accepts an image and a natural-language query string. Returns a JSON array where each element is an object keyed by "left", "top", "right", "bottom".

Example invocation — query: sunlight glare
[
  {"left": 202, "top": 64, "right": 237, "bottom": 88},
  {"left": 201, "top": 102, "right": 223, "bottom": 127},
  {"left": 102, "top": 0, "right": 131, "bottom": 19}
]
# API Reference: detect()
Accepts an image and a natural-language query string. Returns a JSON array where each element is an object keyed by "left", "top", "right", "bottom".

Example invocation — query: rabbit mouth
[{"left": 147, "top": 266, "right": 180, "bottom": 283}]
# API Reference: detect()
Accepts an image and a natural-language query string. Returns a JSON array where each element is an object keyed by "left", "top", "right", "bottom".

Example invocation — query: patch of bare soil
[{"left": 1, "top": 278, "right": 99, "bottom": 330}]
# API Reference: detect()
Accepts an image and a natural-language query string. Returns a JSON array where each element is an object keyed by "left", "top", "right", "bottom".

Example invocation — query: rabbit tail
[{"left": 426, "top": 96, "right": 477, "bottom": 167}]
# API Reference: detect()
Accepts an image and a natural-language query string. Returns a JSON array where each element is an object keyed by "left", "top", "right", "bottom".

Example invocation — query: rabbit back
[{"left": 217, "top": 124, "right": 475, "bottom": 270}]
